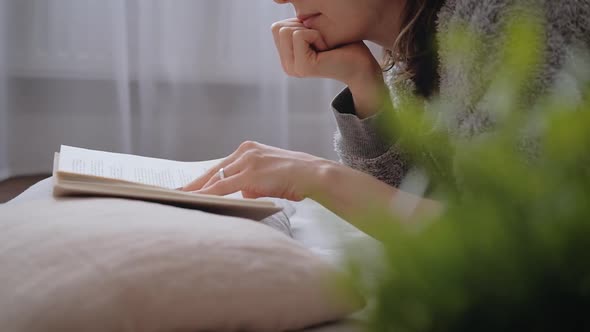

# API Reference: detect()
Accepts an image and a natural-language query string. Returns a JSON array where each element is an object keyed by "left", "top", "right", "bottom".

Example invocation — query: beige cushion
[{"left": 0, "top": 198, "right": 363, "bottom": 332}]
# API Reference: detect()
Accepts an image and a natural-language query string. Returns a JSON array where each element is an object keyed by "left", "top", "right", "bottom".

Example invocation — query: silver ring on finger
[{"left": 218, "top": 168, "right": 226, "bottom": 180}]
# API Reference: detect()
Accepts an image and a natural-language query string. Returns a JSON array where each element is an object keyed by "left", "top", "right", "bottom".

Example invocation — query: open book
[{"left": 53, "top": 145, "right": 283, "bottom": 221}]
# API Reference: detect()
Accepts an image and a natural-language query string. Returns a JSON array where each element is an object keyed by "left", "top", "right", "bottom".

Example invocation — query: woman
[{"left": 182, "top": 0, "right": 589, "bottom": 236}]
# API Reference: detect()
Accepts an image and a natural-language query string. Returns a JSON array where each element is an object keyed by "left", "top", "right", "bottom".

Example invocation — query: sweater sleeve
[{"left": 331, "top": 88, "right": 411, "bottom": 187}]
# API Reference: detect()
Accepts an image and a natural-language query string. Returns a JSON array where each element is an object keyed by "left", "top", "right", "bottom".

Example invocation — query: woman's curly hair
[{"left": 384, "top": 0, "right": 447, "bottom": 98}]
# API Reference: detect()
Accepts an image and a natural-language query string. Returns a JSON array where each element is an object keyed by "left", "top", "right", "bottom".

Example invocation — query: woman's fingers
[
  {"left": 198, "top": 168, "right": 224, "bottom": 192},
  {"left": 293, "top": 29, "right": 328, "bottom": 77},
  {"left": 271, "top": 19, "right": 304, "bottom": 50},
  {"left": 299, "top": 29, "right": 329, "bottom": 52},
  {"left": 181, "top": 155, "right": 238, "bottom": 192},
  {"left": 272, "top": 19, "right": 323, "bottom": 76},
  {"left": 271, "top": 20, "right": 330, "bottom": 78},
  {"left": 181, "top": 140, "right": 322, "bottom": 201},
  {"left": 180, "top": 164, "right": 220, "bottom": 192},
  {"left": 181, "top": 141, "right": 261, "bottom": 192},
  {"left": 193, "top": 174, "right": 245, "bottom": 197},
  {"left": 199, "top": 157, "right": 244, "bottom": 190},
  {"left": 271, "top": 20, "right": 305, "bottom": 74},
  {"left": 278, "top": 26, "right": 306, "bottom": 75}
]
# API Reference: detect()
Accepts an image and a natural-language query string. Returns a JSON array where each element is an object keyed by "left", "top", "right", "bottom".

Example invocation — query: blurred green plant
[{"left": 352, "top": 8, "right": 590, "bottom": 332}]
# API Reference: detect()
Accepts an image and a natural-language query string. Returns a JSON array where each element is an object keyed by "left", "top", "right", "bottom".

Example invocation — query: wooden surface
[{"left": 0, "top": 175, "right": 50, "bottom": 203}]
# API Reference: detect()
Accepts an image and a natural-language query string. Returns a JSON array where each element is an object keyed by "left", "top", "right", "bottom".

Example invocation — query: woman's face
[{"left": 273, "top": 0, "right": 401, "bottom": 48}]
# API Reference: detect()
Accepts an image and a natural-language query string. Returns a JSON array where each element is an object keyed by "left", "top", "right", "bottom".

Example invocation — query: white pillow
[{"left": 0, "top": 198, "right": 363, "bottom": 332}]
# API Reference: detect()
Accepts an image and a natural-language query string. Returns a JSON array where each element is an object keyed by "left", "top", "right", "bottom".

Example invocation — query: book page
[{"left": 58, "top": 145, "right": 222, "bottom": 190}]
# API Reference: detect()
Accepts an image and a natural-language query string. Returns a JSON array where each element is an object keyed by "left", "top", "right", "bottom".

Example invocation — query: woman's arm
[
  {"left": 331, "top": 87, "right": 413, "bottom": 188},
  {"left": 269, "top": 18, "right": 414, "bottom": 189},
  {"left": 180, "top": 141, "right": 441, "bottom": 240},
  {"left": 310, "top": 159, "right": 442, "bottom": 237}
]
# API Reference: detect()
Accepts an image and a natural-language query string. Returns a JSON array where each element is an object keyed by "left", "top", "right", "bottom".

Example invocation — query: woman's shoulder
[
  {"left": 438, "top": 0, "right": 524, "bottom": 37},
  {"left": 438, "top": 0, "right": 589, "bottom": 42},
  {"left": 435, "top": 0, "right": 589, "bottom": 137},
  {"left": 544, "top": 0, "right": 590, "bottom": 47},
  {"left": 436, "top": 0, "right": 589, "bottom": 89}
]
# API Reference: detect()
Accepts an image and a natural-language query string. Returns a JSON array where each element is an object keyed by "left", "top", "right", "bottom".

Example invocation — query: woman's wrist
[
  {"left": 304, "top": 160, "right": 444, "bottom": 239},
  {"left": 305, "top": 159, "right": 398, "bottom": 216},
  {"left": 302, "top": 159, "right": 340, "bottom": 200},
  {"left": 346, "top": 67, "right": 389, "bottom": 119}
]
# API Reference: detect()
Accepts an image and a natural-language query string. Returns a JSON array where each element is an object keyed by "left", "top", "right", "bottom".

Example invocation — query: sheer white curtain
[{"left": 0, "top": 0, "right": 343, "bottom": 181}]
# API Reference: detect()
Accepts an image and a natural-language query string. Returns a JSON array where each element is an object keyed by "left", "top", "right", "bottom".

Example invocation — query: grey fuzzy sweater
[{"left": 332, "top": 0, "right": 590, "bottom": 188}]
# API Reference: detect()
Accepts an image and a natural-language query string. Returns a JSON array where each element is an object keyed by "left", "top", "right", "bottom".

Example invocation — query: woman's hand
[
  {"left": 180, "top": 141, "right": 331, "bottom": 201},
  {"left": 271, "top": 18, "right": 380, "bottom": 86},
  {"left": 181, "top": 140, "right": 443, "bottom": 239},
  {"left": 271, "top": 18, "right": 388, "bottom": 119}
]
